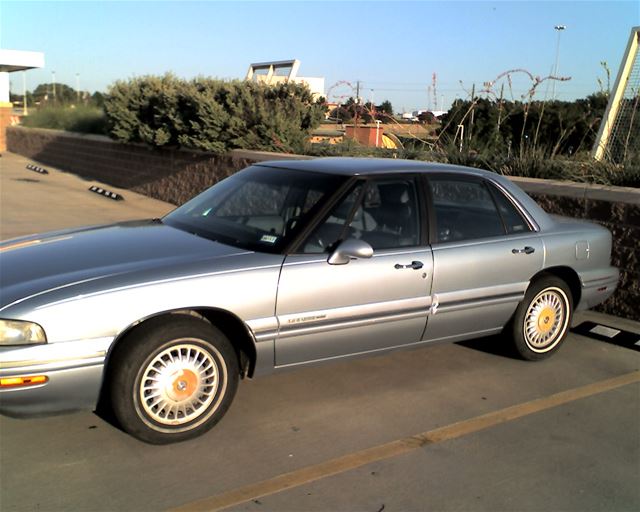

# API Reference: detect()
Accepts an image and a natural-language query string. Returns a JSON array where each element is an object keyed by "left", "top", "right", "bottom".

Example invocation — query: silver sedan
[{"left": 0, "top": 158, "right": 618, "bottom": 443}]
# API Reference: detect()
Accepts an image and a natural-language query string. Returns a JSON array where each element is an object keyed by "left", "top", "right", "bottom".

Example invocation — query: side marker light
[{"left": 0, "top": 375, "right": 49, "bottom": 388}]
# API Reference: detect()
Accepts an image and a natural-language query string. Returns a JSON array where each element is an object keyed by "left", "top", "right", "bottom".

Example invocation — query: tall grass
[
  {"left": 307, "top": 140, "right": 639, "bottom": 188},
  {"left": 21, "top": 106, "right": 107, "bottom": 135}
]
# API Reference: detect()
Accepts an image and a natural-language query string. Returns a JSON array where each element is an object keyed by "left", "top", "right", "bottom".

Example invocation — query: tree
[
  {"left": 91, "top": 91, "right": 106, "bottom": 108},
  {"left": 377, "top": 100, "right": 393, "bottom": 117},
  {"left": 31, "top": 83, "right": 77, "bottom": 105},
  {"left": 417, "top": 111, "right": 436, "bottom": 124}
]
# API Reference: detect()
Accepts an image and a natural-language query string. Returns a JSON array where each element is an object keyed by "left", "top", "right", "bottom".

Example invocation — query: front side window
[
  {"left": 163, "top": 166, "right": 346, "bottom": 253},
  {"left": 303, "top": 178, "right": 421, "bottom": 253},
  {"left": 430, "top": 178, "right": 504, "bottom": 243}
]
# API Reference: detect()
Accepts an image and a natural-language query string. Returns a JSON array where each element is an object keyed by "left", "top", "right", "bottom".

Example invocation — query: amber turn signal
[{"left": 0, "top": 375, "right": 48, "bottom": 388}]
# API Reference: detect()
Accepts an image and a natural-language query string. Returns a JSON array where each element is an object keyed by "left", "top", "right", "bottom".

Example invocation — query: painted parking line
[
  {"left": 170, "top": 370, "right": 640, "bottom": 512},
  {"left": 573, "top": 321, "right": 640, "bottom": 351}
]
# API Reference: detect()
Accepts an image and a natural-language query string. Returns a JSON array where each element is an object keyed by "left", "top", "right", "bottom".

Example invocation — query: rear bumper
[
  {"left": 577, "top": 266, "right": 619, "bottom": 311},
  {"left": 0, "top": 337, "right": 111, "bottom": 417}
]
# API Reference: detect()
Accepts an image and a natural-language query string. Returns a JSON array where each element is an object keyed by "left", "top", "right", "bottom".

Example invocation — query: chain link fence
[{"left": 593, "top": 27, "right": 640, "bottom": 164}]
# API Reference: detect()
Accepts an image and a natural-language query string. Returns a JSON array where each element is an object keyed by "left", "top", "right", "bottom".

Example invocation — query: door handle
[
  {"left": 394, "top": 260, "right": 424, "bottom": 270},
  {"left": 512, "top": 246, "right": 535, "bottom": 254}
]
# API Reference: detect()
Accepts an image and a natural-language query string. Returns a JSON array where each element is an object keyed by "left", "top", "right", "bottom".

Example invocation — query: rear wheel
[
  {"left": 109, "top": 316, "right": 239, "bottom": 444},
  {"left": 511, "top": 276, "right": 573, "bottom": 361}
]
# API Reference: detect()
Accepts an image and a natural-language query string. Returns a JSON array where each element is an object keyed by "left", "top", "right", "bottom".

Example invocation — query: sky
[{"left": 1, "top": 0, "right": 638, "bottom": 112}]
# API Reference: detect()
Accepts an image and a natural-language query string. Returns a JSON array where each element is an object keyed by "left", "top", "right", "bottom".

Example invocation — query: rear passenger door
[{"left": 423, "top": 175, "right": 544, "bottom": 343}]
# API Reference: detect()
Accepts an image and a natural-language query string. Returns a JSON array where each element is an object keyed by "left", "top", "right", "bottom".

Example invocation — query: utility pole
[
  {"left": 76, "top": 73, "right": 80, "bottom": 104},
  {"left": 497, "top": 83, "right": 505, "bottom": 131},
  {"left": 469, "top": 83, "right": 476, "bottom": 141},
  {"left": 432, "top": 72, "right": 437, "bottom": 111},
  {"left": 355, "top": 80, "right": 360, "bottom": 130},
  {"left": 551, "top": 25, "right": 566, "bottom": 100}
]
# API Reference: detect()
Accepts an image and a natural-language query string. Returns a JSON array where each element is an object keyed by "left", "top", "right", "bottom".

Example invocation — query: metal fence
[{"left": 593, "top": 27, "right": 640, "bottom": 163}]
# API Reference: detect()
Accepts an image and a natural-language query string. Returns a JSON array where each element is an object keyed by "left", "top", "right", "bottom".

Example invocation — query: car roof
[{"left": 255, "top": 157, "right": 494, "bottom": 178}]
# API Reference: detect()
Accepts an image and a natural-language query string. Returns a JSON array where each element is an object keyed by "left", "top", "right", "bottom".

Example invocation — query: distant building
[
  {"left": 0, "top": 48, "right": 44, "bottom": 151},
  {"left": 412, "top": 109, "right": 447, "bottom": 119},
  {"left": 245, "top": 59, "right": 325, "bottom": 100}
]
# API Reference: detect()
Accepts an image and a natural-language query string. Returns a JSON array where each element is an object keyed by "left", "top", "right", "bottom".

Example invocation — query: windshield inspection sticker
[{"left": 260, "top": 234, "right": 278, "bottom": 244}]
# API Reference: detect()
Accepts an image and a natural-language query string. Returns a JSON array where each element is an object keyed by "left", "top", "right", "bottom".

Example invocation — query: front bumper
[{"left": 0, "top": 337, "right": 112, "bottom": 417}]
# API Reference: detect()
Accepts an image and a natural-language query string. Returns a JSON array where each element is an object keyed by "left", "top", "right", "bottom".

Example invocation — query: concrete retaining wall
[
  {"left": 6, "top": 127, "right": 309, "bottom": 205},
  {"left": 7, "top": 126, "right": 639, "bottom": 321}
]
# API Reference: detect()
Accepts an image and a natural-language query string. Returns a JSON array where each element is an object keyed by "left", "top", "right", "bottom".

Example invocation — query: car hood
[{"left": 0, "top": 220, "right": 252, "bottom": 310}]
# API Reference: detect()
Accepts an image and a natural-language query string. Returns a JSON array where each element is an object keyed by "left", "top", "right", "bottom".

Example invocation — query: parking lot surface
[
  {"left": 0, "top": 152, "right": 173, "bottom": 241},
  {"left": 1, "top": 152, "right": 639, "bottom": 512}
]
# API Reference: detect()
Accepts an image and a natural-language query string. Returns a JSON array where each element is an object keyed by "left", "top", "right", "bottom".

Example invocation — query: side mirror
[{"left": 328, "top": 238, "right": 373, "bottom": 265}]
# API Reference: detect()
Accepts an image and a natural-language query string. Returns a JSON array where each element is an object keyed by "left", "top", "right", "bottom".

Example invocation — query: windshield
[{"left": 163, "top": 165, "right": 346, "bottom": 253}]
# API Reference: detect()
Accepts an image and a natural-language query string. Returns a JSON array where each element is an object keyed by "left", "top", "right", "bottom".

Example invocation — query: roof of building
[{"left": 0, "top": 49, "right": 45, "bottom": 72}]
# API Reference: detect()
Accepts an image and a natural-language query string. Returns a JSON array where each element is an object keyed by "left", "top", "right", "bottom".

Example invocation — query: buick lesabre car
[{"left": 0, "top": 158, "right": 618, "bottom": 443}]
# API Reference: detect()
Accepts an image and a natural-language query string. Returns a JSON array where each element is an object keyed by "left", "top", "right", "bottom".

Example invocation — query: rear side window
[
  {"left": 429, "top": 178, "right": 504, "bottom": 243},
  {"left": 488, "top": 184, "right": 531, "bottom": 234}
]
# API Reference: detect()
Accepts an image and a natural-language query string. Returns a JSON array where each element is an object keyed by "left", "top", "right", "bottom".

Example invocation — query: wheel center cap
[
  {"left": 537, "top": 307, "right": 556, "bottom": 333},
  {"left": 167, "top": 369, "right": 198, "bottom": 401}
]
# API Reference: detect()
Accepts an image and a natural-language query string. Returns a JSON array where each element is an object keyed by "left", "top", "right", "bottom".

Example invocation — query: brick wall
[{"left": 7, "top": 126, "right": 639, "bottom": 321}]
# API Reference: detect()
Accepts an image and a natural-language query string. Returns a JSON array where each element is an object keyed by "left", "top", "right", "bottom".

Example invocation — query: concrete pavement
[{"left": 0, "top": 152, "right": 173, "bottom": 241}]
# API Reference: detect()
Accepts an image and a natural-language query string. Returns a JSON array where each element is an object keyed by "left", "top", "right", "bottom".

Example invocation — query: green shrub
[
  {"left": 21, "top": 106, "right": 107, "bottom": 134},
  {"left": 104, "top": 74, "right": 325, "bottom": 154}
]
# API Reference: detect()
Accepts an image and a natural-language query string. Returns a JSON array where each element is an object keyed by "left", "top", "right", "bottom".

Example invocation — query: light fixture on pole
[{"left": 551, "top": 25, "right": 566, "bottom": 100}]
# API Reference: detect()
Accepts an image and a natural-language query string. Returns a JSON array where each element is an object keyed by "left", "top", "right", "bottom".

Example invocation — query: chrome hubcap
[
  {"left": 139, "top": 342, "right": 219, "bottom": 426},
  {"left": 524, "top": 287, "right": 568, "bottom": 352}
]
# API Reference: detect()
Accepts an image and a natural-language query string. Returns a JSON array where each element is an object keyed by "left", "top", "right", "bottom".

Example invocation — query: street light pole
[
  {"left": 52, "top": 71, "right": 56, "bottom": 104},
  {"left": 551, "top": 25, "right": 566, "bottom": 100},
  {"left": 22, "top": 71, "right": 28, "bottom": 116}
]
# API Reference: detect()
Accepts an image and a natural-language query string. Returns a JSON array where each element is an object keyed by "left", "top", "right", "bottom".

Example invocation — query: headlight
[{"left": 0, "top": 320, "right": 47, "bottom": 345}]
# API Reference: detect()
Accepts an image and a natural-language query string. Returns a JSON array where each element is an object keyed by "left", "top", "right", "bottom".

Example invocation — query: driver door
[{"left": 274, "top": 177, "right": 434, "bottom": 367}]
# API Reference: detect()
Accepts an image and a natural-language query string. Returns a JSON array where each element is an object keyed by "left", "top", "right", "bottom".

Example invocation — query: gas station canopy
[
  {"left": 0, "top": 49, "right": 45, "bottom": 72},
  {"left": 0, "top": 49, "right": 45, "bottom": 107}
]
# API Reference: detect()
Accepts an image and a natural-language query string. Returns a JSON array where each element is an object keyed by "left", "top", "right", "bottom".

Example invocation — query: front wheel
[
  {"left": 109, "top": 316, "right": 239, "bottom": 444},
  {"left": 511, "top": 276, "right": 573, "bottom": 361}
]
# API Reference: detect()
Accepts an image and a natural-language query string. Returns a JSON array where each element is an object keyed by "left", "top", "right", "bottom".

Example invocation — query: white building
[{"left": 246, "top": 59, "right": 325, "bottom": 100}]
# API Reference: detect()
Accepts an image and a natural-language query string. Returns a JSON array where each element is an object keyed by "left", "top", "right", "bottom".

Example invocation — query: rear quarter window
[{"left": 487, "top": 183, "right": 532, "bottom": 234}]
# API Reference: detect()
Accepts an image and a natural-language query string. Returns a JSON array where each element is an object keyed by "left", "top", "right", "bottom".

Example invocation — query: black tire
[
  {"left": 511, "top": 275, "right": 573, "bottom": 361},
  {"left": 109, "top": 315, "right": 239, "bottom": 444}
]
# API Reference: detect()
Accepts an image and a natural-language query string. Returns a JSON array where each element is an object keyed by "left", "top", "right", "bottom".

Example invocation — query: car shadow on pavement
[
  {"left": 456, "top": 333, "right": 519, "bottom": 359},
  {"left": 94, "top": 386, "right": 126, "bottom": 433}
]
